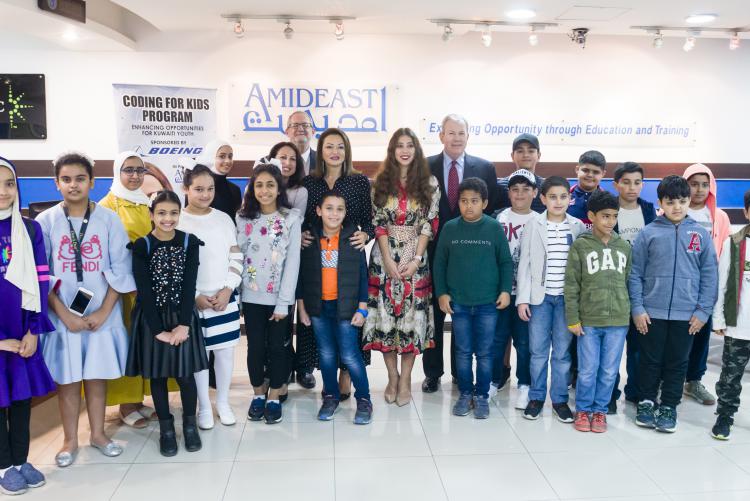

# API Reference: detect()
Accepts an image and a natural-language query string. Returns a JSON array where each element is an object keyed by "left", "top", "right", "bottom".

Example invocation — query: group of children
[{"left": 1, "top": 133, "right": 748, "bottom": 495}]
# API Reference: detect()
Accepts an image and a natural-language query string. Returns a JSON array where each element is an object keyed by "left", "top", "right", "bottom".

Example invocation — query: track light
[
  {"left": 652, "top": 31, "right": 663, "bottom": 48},
  {"left": 570, "top": 28, "right": 588, "bottom": 48},
  {"left": 283, "top": 22, "right": 294, "bottom": 39},
  {"left": 683, "top": 36, "right": 695, "bottom": 52},
  {"left": 730, "top": 32, "right": 741, "bottom": 50},
  {"left": 442, "top": 24, "right": 454, "bottom": 42},
  {"left": 334, "top": 21, "right": 344, "bottom": 41},
  {"left": 481, "top": 28, "right": 492, "bottom": 47},
  {"left": 233, "top": 20, "right": 244, "bottom": 38}
]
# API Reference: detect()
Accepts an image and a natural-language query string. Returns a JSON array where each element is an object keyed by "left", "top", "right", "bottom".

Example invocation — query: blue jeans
[
  {"left": 452, "top": 303, "right": 498, "bottom": 398},
  {"left": 612, "top": 322, "right": 640, "bottom": 402},
  {"left": 493, "top": 295, "right": 530, "bottom": 386},
  {"left": 576, "top": 326, "right": 628, "bottom": 413},
  {"left": 310, "top": 301, "right": 370, "bottom": 401},
  {"left": 528, "top": 294, "right": 572, "bottom": 404}
]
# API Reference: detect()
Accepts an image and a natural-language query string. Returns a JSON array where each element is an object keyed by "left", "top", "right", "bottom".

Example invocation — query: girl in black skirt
[{"left": 126, "top": 190, "right": 208, "bottom": 456}]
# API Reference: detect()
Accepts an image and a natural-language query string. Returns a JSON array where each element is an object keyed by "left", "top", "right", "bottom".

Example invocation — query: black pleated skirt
[{"left": 126, "top": 305, "right": 208, "bottom": 379}]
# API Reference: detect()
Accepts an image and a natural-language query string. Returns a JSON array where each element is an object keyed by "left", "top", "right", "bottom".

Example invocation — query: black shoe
[
  {"left": 607, "top": 399, "right": 618, "bottom": 415},
  {"left": 247, "top": 397, "right": 266, "bottom": 421},
  {"left": 279, "top": 393, "right": 288, "bottom": 404},
  {"left": 523, "top": 400, "right": 544, "bottom": 420},
  {"left": 340, "top": 392, "right": 351, "bottom": 402},
  {"left": 625, "top": 394, "right": 639, "bottom": 405},
  {"left": 182, "top": 415, "right": 202, "bottom": 452},
  {"left": 421, "top": 377, "right": 440, "bottom": 393},
  {"left": 158, "top": 416, "right": 178, "bottom": 457},
  {"left": 452, "top": 376, "right": 458, "bottom": 385},
  {"left": 552, "top": 403, "right": 574, "bottom": 423},
  {"left": 265, "top": 401, "right": 283, "bottom": 424},
  {"left": 711, "top": 415, "right": 733, "bottom": 440},
  {"left": 296, "top": 371, "right": 316, "bottom": 389},
  {"left": 497, "top": 366, "right": 512, "bottom": 390}
]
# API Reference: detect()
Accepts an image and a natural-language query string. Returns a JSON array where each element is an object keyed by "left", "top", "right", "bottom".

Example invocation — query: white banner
[
  {"left": 419, "top": 116, "right": 697, "bottom": 148},
  {"left": 112, "top": 83, "right": 217, "bottom": 192},
  {"left": 229, "top": 82, "right": 397, "bottom": 146}
]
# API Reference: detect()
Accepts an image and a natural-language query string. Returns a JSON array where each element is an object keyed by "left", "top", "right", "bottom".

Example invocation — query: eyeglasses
[
  {"left": 288, "top": 123, "right": 313, "bottom": 130},
  {"left": 121, "top": 167, "right": 148, "bottom": 176}
]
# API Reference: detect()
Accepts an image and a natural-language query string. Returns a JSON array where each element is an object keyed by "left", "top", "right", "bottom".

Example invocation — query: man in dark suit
[
  {"left": 285, "top": 110, "right": 317, "bottom": 176},
  {"left": 422, "top": 114, "right": 500, "bottom": 393}
]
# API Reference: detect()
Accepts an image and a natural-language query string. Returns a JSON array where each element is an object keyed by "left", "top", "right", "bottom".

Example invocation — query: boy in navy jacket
[{"left": 629, "top": 175, "right": 718, "bottom": 433}]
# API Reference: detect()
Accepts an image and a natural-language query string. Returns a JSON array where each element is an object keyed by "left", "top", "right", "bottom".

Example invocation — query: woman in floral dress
[{"left": 364, "top": 128, "right": 440, "bottom": 406}]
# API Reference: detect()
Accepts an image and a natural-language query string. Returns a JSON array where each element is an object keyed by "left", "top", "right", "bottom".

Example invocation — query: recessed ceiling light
[
  {"left": 506, "top": 9, "right": 536, "bottom": 20},
  {"left": 481, "top": 29, "right": 492, "bottom": 47},
  {"left": 62, "top": 28, "right": 78, "bottom": 41},
  {"left": 685, "top": 14, "right": 717, "bottom": 24}
]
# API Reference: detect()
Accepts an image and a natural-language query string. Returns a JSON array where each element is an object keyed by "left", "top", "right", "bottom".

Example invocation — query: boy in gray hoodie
[{"left": 629, "top": 175, "right": 718, "bottom": 433}]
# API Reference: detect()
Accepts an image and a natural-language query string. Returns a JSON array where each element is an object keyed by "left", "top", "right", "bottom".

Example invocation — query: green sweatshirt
[
  {"left": 433, "top": 214, "right": 513, "bottom": 306},
  {"left": 564, "top": 232, "right": 632, "bottom": 327}
]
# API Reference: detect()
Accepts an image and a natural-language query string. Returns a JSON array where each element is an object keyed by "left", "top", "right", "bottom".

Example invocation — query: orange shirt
[{"left": 321, "top": 232, "right": 340, "bottom": 300}]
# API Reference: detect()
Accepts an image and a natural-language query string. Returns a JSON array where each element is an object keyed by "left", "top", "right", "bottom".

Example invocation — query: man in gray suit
[
  {"left": 422, "top": 114, "right": 500, "bottom": 392},
  {"left": 285, "top": 110, "right": 317, "bottom": 176}
]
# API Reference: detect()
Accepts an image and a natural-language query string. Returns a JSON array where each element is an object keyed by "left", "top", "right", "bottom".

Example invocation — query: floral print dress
[{"left": 364, "top": 177, "right": 440, "bottom": 354}]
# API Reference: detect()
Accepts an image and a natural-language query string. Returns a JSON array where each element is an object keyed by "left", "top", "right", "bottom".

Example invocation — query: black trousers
[
  {"left": 637, "top": 319, "right": 693, "bottom": 408},
  {"left": 151, "top": 377, "right": 197, "bottom": 421},
  {"left": 0, "top": 399, "right": 31, "bottom": 469},
  {"left": 243, "top": 302, "right": 291, "bottom": 389},
  {"left": 422, "top": 295, "right": 456, "bottom": 379}
]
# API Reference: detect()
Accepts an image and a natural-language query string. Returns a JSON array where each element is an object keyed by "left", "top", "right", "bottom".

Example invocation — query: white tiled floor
[{"left": 24, "top": 337, "right": 750, "bottom": 500}]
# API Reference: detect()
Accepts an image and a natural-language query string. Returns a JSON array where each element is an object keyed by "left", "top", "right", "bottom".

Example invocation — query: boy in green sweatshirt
[
  {"left": 564, "top": 190, "right": 632, "bottom": 433},
  {"left": 433, "top": 177, "right": 512, "bottom": 419}
]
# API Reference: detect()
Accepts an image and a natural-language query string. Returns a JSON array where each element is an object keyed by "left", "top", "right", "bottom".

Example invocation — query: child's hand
[
  {"left": 297, "top": 301, "right": 311, "bottom": 327},
  {"left": 155, "top": 331, "right": 173, "bottom": 344},
  {"left": 170, "top": 325, "right": 189, "bottom": 345},
  {"left": 714, "top": 329, "right": 726, "bottom": 336},
  {"left": 496, "top": 292, "right": 511, "bottom": 310},
  {"left": 301, "top": 230, "right": 314, "bottom": 249},
  {"left": 384, "top": 258, "right": 402, "bottom": 280},
  {"left": 351, "top": 312, "right": 365, "bottom": 327},
  {"left": 211, "top": 288, "right": 232, "bottom": 312},
  {"left": 19, "top": 332, "right": 38, "bottom": 358},
  {"left": 568, "top": 323, "right": 583, "bottom": 336},
  {"left": 0, "top": 339, "right": 21, "bottom": 353},
  {"left": 688, "top": 315, "right": 705, "bottom": 335},
  {"left": 64, "top": 312, "right": 89, "bottom": 333},
  {"left": 438, "top": 295, "right": 453, "bottom": 315},
  {"left": 269, "top": 312, "right": 288, "bottom": 322},
  {"left": 517, "top": 304, "right": 531, "bottom": 322},
  {"left": 195, "top": 294, "right": 214, "bottom": 311},
  {"left": 633, "top": 313, "right": 651, "bottom": 334},
  {"left": 349, "top": 231, "right": 369, "bottom": 250},
  {"left": 83, "top": 308, "right": 108, "bottom": 332}
]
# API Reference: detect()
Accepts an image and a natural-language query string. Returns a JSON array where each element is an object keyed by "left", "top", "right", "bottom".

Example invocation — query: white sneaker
[
  {"left": 197, "top": 409, "right": 215, "bottom": 430},
  {"left": 216, "top": 404, "right": 236, "bottom": 426},
  {"left": 488, "top": 382, "right": 499, "bottom": 401},
  {"left": 515, "top": 385, "right": 530, "bottom": 410}
]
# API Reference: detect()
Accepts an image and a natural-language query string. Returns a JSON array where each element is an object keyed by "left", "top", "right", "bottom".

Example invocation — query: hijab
[
  {"left": 110, "top": 151, "right": 151, "bottom": 205},
  {"left": 0, "top": 157, "right": 41, "bottom": 312},
  {"left": 198, "top": 139, "right": 241, "bottom": 220}
]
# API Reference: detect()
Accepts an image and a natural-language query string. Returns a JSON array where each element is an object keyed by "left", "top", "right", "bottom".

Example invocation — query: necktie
[{"left": 447, "top": 160, "right": 459, "bottom": 211}]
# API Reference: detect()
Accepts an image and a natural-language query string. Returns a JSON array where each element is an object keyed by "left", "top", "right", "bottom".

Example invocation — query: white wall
[{"left": 2, "top": 31, "right": 749, "bottom": 165}]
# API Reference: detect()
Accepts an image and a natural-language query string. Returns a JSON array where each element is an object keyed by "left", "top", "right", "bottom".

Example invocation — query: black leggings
[
  {"left": 243, "top": 302, "right": 290, "bottom": 389},
  {"left": 151, "top": 377, "right": 197, "bottom": 421},
  {"left": 0, "top": 399, "right": 31, "bottom": 469}
]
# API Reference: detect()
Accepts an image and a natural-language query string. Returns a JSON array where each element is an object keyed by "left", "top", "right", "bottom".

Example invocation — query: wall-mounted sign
[
  {"left": 229, "top": 82, "right": 397, "bottom": 145},
  {"left": 37, "top": 0, "right": 86, "bottom": 23},
  {"left": 0, "top": 74, "right": 47, "bottom": 140}
]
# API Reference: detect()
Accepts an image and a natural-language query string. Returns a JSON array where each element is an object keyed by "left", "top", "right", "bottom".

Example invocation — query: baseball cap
[
  {"left": 512, "top": 133, "right": 540, "bottom": 151},
  {"left": 508, "top": 168, "right": 537, "bottom": 187}
]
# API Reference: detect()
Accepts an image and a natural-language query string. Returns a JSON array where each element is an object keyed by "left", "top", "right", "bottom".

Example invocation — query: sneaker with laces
[
  {"left": 264, "top": 401, "right": 283, "bottom": 424},
  {"left": 0, "top": 467, "right": 28, "bottom": 495},
  {"left": 655, "top": 405, "right": 677, "bottom": 433},
  {"left": 684, "top": 381, "right": 716, "bottom": 405},
  {"left": 552, "top": 402, "right": 574, "bottom": 423},
  {"left": 247, "top": 397, "right": 266, "bottom": 421},
  {"left": 515, "top": 385, "right": 530, "bottom": 410},
  {"left": 711, "top": 415, "right": 733, "bottom": 440},
  {"left": 523, "top": 399, "right": 544, "bottom": 420},
  {"left": 591, "top": 412, "right": 607, "bottom": 433},
  {"left": 635, "top": 400, "right": 657, "bottom": 428},
  {"left": 17, "top": 463, "right": 45, "bottom": 488},
  {"left": 473, "top": 396, "right": 490, "bottom": 419},
  {"left": 452, "top": 393, "right": 473, "bottom": 416},
  {"left": 574, "top": 411, "right": 591, "bottom": 432},
  {"left": 317, "top": 395, "right": 339, "bottom": 421},
  {"left": 354, "top": 398, "right": 373, "bottom": 425}
]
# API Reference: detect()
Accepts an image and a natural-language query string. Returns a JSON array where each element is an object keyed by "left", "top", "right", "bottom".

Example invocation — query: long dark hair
[
  {"left": 238, "top": 164, "right": 291, "bottom": 220},
  {"left": 373, "top": 128, "right": 434, "bottom": 209},
  {"left": 269, "top": 141, "right": 304, "bottom": 189},
  {"left": 312, "top": 128, "right": 356, "bottom": 178}
]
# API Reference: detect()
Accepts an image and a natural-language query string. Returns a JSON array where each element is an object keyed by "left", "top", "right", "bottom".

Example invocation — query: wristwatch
[{"left": 413, "top": 255, "right": 424, "bottom": 265}]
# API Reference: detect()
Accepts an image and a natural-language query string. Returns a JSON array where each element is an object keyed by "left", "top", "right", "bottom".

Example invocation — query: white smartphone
[{"left": 69, "top": 287, "right": 94, "bottom": 317}]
